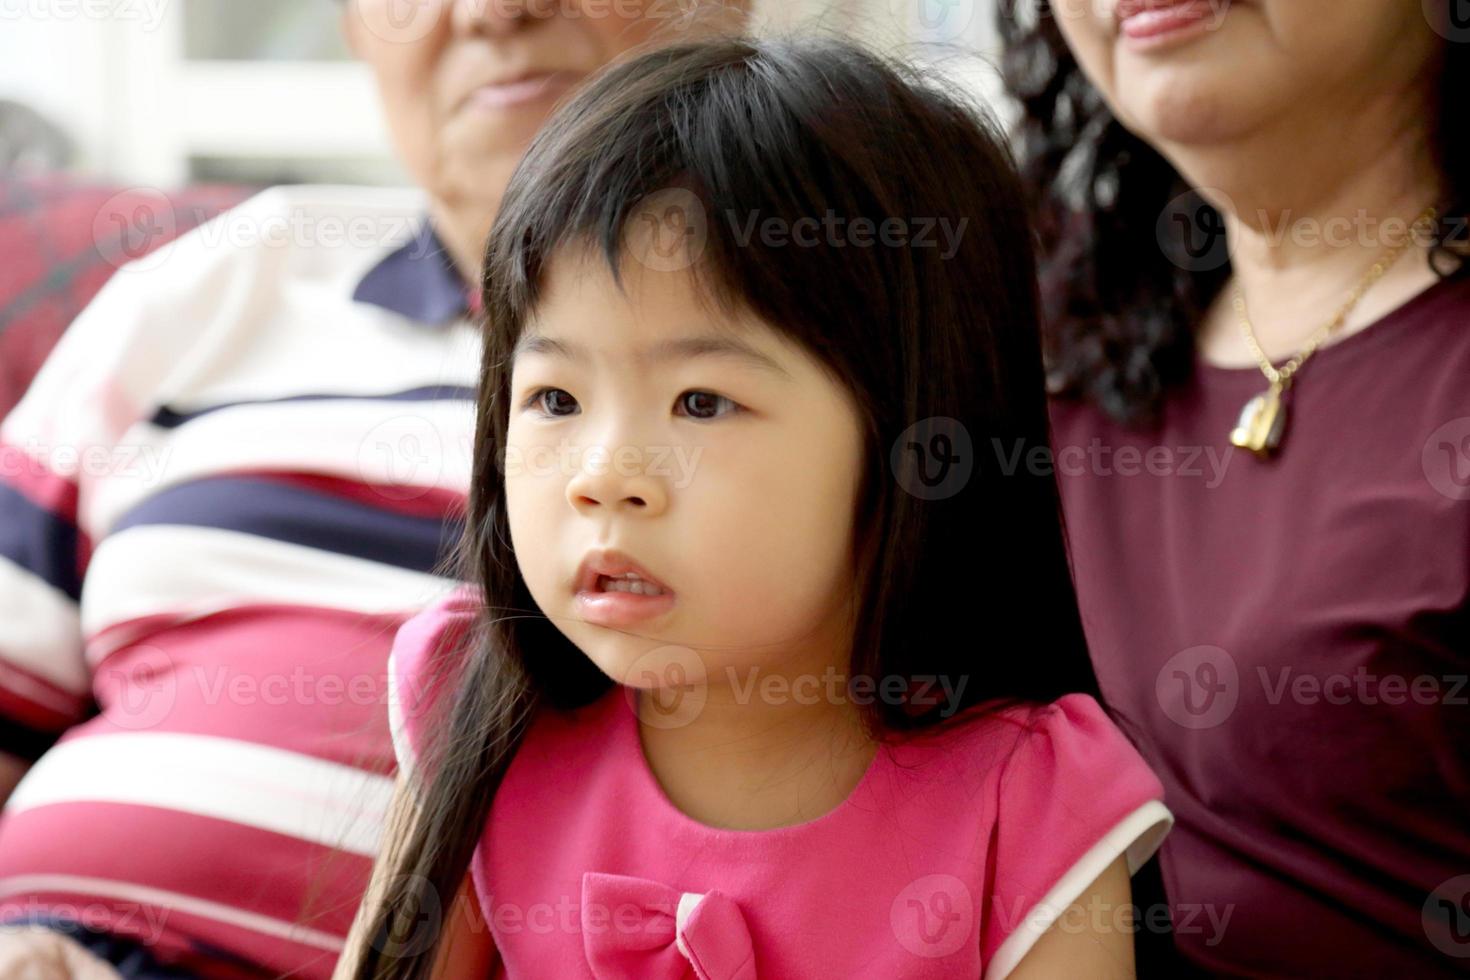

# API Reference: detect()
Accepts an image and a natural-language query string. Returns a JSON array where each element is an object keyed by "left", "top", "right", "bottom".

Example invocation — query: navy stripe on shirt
[
  {"left": 148, "top": 385, "right": 476, "bottom": 430},
  {"left": 0, "top": 481, "right": 82, "bottom": 601},
  {"left": 110, "top": 476, "right": 464, "bottom": 575}
]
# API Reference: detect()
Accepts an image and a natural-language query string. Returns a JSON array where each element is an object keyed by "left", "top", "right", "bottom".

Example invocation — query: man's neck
[{"left": 427, "top": 193, "right": 497, "bottom": 290}]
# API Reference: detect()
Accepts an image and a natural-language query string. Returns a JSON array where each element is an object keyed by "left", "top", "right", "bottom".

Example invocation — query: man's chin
[{"left": 431, "top": 147, "right": 518, "bottom": 198}]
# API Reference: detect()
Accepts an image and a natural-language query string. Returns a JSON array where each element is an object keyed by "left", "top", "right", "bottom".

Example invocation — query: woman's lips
[
  {"left": 463, "top": 71, "right": 580, "bottom": 111},
  {"left": 1117, "top": 0, "right": 1227, "bottom": 49}
]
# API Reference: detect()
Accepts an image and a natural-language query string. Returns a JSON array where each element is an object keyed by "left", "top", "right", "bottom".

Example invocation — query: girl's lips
[
  {"left": 574, "top": 588, "right": 677, "bottom": 629},
  {"left": 1117, "top": 0, "right": 1225, "bottom": 49}
]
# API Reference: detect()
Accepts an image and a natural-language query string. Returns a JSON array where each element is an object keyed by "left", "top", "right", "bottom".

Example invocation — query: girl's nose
[{"left": 565, "top": 448, "right": 670, "bottom": 518}]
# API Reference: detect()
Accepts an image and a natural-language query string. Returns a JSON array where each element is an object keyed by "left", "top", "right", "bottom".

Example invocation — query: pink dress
[{"left": 388, "top": 591, "right": 1173, "bottom": 979}]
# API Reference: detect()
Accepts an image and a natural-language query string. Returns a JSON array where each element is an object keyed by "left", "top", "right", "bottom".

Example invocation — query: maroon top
[{"left": 1048, "top": 273, "right": 1470, "bottom": 977}]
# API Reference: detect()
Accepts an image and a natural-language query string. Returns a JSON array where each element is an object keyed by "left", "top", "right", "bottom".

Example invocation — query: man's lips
[{"left": 458, "top": 70, "right": 581, "bottom": 111}]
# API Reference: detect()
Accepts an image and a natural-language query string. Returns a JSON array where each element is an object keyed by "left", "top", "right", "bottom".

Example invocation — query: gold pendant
[{"left": 1229, "top": 381, "right": 1287, "bottom": 458}]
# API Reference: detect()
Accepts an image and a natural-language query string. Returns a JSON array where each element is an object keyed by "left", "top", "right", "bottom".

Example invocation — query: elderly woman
[
  {"left": 0, "top": 2, "right": 746, "bottom": 978},
  {"left": 1001, "top": 0, "right": 1469, "bottom": 976}
]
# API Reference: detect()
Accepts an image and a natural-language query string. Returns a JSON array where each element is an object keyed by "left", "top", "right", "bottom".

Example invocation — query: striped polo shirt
[{"left": 0, "top": 184, "right": 480, "bottom": 979}]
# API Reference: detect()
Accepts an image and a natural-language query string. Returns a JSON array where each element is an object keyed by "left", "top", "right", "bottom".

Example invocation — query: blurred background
[
  {"left": 0, "top": 0, "right": 1006, "bottom": 412},
  {"left": 0, "top": 0, "right": 1005, "bottom": 188}
]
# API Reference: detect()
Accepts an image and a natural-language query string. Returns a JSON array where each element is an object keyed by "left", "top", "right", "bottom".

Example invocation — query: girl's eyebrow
[{"left": 513, "top": 333, "right": 793, "bottom": 380}]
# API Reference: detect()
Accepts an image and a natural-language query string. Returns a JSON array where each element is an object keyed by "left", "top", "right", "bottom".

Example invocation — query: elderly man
[{"left": 0, "top": 2, "right": 747, "bottom": 977}]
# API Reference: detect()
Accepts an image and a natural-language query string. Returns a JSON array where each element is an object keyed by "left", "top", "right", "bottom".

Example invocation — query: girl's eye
[
  {"left": 528, "top": 388, "right": 579, "bottom": 417},
  {"left": 523, "top": 388, "right": 739, "bottom": 420},
  {"left": 676, "top": 390, "right": 740, "bottom": 420}
]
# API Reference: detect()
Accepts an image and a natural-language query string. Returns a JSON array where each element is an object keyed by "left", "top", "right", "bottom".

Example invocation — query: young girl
[{"left": 336, "top": 35, "right": 1171, "bottom": 980}]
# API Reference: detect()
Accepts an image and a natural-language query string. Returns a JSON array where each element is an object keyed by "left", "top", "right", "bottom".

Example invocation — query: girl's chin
[{"left": 574, "top": 632, "right": 712, "bottom": 692}]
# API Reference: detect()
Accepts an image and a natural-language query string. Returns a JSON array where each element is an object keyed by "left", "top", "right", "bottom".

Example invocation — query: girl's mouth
[
  {"left": 595, "top": 573, "right": 669, "bottom": 596},
  {"left": 576, "top": 575, "right": 676, "bottom": 628}
]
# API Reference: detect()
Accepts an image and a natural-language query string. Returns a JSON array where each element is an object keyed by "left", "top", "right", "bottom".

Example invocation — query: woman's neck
[{"left": 1162, "top": 78, "right": 1446, "bottom": 367}]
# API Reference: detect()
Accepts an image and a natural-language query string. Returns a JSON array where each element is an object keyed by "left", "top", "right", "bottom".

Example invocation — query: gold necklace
[{"left": 1227, "top": 204, "right": 1439, "bottom": 458}]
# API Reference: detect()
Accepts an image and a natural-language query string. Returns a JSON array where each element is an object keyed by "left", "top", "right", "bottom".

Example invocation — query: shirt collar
[{"left": 352, "top": 216, "right": 481, "bottom": 325}]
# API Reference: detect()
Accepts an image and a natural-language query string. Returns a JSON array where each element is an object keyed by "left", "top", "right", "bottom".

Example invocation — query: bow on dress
[{"left": 581, "top": 872, "right": 758, "bottom": 980}]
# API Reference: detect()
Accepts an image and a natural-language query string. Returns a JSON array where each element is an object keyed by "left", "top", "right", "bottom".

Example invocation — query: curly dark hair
[{"left": 998, "top": 0, "right": 1470, "bottom": 427}]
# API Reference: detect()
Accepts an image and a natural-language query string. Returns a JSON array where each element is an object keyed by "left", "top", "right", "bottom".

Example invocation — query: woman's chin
[{"left": 1111, "top": 61, "right": 1271, "bottom": 150}]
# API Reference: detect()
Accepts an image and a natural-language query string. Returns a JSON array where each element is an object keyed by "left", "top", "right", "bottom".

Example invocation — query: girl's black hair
[
  {"left": 346, "top": 32, "right": 1101, "bottom": 979},
  {"left": 998, "top": 0, "right": 1470, "bottom": 426}
]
